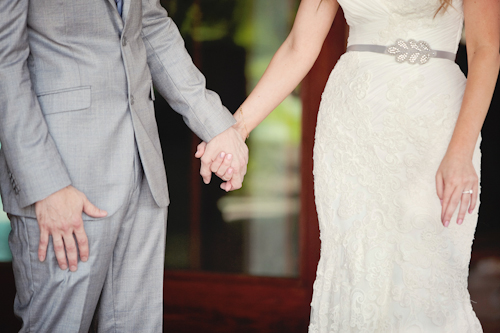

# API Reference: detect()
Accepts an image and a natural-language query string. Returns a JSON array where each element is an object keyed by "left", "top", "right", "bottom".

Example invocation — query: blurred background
[
  {"left": 1, "top": 1, "right": 499, "bottom": 332},
  {"left": 158, "top": 0, "right": 302, "bottom": 278}
]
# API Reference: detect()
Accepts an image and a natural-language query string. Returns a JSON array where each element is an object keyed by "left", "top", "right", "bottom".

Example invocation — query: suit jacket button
[
  {"left": 122, "top": 36, "right": 127, "bottom": 46},
  {"left": 130, "top": 95, "right": 135, "bottom": 105}
]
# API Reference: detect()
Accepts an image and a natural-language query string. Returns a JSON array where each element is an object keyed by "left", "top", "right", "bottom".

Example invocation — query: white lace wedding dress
[{"left": 310, "top": 0, "right": 482, "bottom": 332}]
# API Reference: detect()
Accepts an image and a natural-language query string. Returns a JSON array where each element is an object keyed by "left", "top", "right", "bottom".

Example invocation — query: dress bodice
[{"left": 339, "top": 0, "right": 464, "bottom": 53}]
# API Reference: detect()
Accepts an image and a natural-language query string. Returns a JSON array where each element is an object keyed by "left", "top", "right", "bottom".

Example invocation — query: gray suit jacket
[{"left": 0, "top": 0, "right": 235, "bottom": 218}]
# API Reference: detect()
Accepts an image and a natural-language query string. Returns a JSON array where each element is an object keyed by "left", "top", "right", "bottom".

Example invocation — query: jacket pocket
[{"left": 37, "top": 86, "right": 91, "bottom": 115}]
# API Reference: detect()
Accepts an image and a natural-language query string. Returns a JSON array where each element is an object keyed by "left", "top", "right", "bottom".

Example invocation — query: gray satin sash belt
[{"left": 346, "top": 39, "right": 456, "bottom": 64}]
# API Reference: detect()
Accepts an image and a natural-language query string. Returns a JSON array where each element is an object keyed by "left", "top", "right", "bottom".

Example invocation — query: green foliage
[{"left": 162, "top": 0, "right": 249, "bottom": 42}]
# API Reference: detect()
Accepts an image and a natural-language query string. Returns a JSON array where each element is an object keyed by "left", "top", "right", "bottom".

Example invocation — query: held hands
[
  {"left": 195, "top": 126, "right": 248, "bottom": 191},
  {"left": 436, "top": 152, "right": 478, "bottom": 227},
  {"left": 35, "top": 185, "right": 107, "bottom": 271}
]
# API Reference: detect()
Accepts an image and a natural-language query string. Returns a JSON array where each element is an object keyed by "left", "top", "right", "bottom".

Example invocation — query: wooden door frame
[{"left": 163, "top": 10, "right": 347, "bottom": 333}]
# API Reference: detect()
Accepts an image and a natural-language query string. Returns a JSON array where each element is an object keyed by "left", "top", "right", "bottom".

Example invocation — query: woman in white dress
[{"left": 198, "top": 0, "right": 499, "bottom": 331}]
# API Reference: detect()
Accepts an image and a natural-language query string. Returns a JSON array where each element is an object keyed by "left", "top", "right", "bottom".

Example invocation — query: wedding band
[{"left": 462, "top": 190, "right": 473, "bottom": 194}]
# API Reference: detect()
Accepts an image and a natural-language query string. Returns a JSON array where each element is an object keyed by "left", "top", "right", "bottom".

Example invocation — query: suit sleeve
[
  {"left": 0, "top": 0, "right": 72, "bottom": 208},
  {"left": 140, "top": 0, "right": 236, "bottom": 143}
]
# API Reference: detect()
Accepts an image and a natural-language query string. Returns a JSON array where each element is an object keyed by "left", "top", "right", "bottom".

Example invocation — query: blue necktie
[{"left": 115, "top": 0, "right": 123, "bottom": 16}]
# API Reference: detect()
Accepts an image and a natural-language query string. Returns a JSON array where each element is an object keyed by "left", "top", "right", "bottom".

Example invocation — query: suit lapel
[
  {"left": 106, "top": 0, "right": 124, "bottom": 30},
  {"left": 122, "top": 0, "right": 131, "bottom": 23},
  {"left": 107, "top": 0, "right": 118, "bottom": 10}
]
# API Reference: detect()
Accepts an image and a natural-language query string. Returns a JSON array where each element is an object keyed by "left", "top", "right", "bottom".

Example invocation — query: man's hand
[
  {"left": 35, "top": 186, "right": 107, "bottom": 271},
  {"left": 195, "top": 126, "right": 248, "bottom": 191}
]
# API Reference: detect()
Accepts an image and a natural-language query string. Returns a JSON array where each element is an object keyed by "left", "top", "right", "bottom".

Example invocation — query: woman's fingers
[
  {"left": 456, "top": 191, "right": 471, "bottom": 225},
  {"left": 210, "top": 152, "right": 227, "bottom": 174},
  {"left": 441, "top": 181, "right": 453, "bottom": 224},
  {"left": 219, "top": 165, "right": 245, "bottom": 192},
  {"left": 214, "top": 153, "right": 232, "bottom": 178},
  {"left": 436, "top": 172, "right": 444, "bottom": 203},
  {"left": 469, "top": 182, "right": 479, "bottom": 214},
  {"left": 442, "top": 184, "right": 477, "bottom": 227},
  {"left": 442, "top": 184, "right": 462, "bottom": 227},
  {"left": 443, "top": 187, "right": 462, "bottom": 227},
  {"left": 436, "top": 155, "right": 479, "bottom": 227}
]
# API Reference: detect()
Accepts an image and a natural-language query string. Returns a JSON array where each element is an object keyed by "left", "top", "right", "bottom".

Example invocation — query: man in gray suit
[{"left": 0, "top": 0, "right": 248, "bottom": 332}]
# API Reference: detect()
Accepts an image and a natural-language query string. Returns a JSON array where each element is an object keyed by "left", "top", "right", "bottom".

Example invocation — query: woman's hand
[
  {"left": 195, "top": 142, "right": 236, "bottom": 191},
  {"left": 195, "top": 121, "right": 249, "bottom": 191},
  {"left": 436, "top": 152, "right": 479, "bottom": 227}
]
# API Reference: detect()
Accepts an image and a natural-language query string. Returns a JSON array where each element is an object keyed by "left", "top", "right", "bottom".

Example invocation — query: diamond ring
[{"left": 462, "top": 190, "right": 473, "bottom": 194}]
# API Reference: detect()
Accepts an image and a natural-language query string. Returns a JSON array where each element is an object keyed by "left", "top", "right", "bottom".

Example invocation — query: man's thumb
[
  {"left": 195, "top": 142, "right": 207, "bottom": 158},
  {"left": 83, "top": 199, "right": 108, "bottom": 218}
]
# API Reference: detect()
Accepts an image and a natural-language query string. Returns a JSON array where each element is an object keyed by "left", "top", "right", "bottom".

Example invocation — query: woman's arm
[
  {"left": 198, "top": 0, "right": 339, "bottom": 190},
  {"left": 437, "top": 0, "right": 500, "bottom": 227},
  {"left": 232, "top": 0, "right": 339, "bottom": 138}
]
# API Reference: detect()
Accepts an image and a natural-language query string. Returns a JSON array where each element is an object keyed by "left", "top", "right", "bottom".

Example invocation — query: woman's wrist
[
  {"left": 443, "top": 146, "right": 474, "bottom": 163},
  {"left": 446, "top": 139, "right": 476, "bottom": 159},
  {"left": 233, "top": 107, "right": 250, "bottom": 141},
  {"left": 232, "top": 121, "right": 248, "bottom": 141}
]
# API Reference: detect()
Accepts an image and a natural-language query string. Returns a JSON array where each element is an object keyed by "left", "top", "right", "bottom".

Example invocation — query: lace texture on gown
[{"left": 310, "top": 0, "right": 482, "bottom": 332}]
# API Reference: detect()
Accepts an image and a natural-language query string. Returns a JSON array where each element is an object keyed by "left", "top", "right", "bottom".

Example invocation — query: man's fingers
[
  {"left": 230, "top": 179, "right": 242, "bottom": 191},
  {"left": 74, "top": 227, "right": 89, "bottom": 262},
  {"left": 38, "top": 228, "right": 49, "bottom": 262},
  {"left": 195, "top": 142, "right": 207, "bottom": 158},
  {"left": 63, "top": 234, "right": 78, "bottom": 272},
  {"left": 79, "top": 197, "right": 102, "bottom": 264},
  {"left": 52, "top": 235, "right": 68, "bottom": 270},
  {"left": 199, "top": 152, "right": 216, "bottom": 184},
  {"left": 82, "top": 197, "right": 107, "bottom": 218},
  {"left": 242, "top": 162, "right": 248, "bottom": 177},
  {"left": 33, "top": 186, "right": 100, "bottom": 272},
  {"left": 220, "top": 181, "right": 231, "bottom": 191},
  {"left": 201, "top": 126, "right": 249, "bottom": 190}
]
